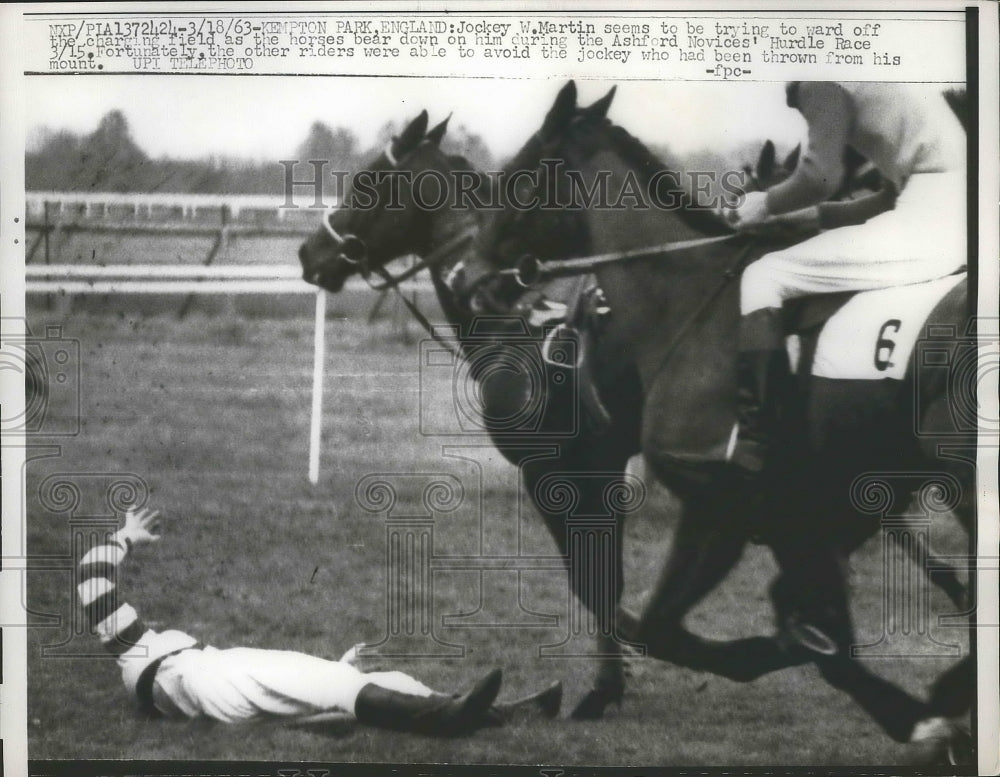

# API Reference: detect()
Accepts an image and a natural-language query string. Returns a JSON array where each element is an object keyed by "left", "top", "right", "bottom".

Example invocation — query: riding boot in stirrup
[
  {"left": 729, "top": 308, "right": 790, "bottom": 477},
  {"left": 353, "top": 668, "right": 502, "bottom": 736}
]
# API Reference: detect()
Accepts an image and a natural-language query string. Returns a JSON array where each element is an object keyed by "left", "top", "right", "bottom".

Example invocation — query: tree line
[
  {"left": 26, "top": 110, "right": 496, "bottom": 194},
  {"left": 25, "top": 88, "right": 966, "bottom": 196}
]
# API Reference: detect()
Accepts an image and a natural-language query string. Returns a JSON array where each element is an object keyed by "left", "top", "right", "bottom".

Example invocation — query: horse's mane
[
  {"left": 601, "top": 122, "right": 732, "bottom": 237},
  {"left": 444, "top": 152, "right": 476, "bottom": 174},
  {"left": 444, "top": 152, "right": 495, "bottom": 217},
  {"left": 475, "top": 112, "right": 735, "bottom": 270}
]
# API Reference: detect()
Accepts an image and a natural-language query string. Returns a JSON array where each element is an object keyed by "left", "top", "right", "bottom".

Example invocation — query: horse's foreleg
[
  {"left": 563, "top": 471, "right": 631, "bottom": 720},
  {"left": 633, "top": 493, "right": 747, "bottom": 632},
  {"left": 520, "top": 452, "right": 632, "bottom": 720},
  {"left": 570, "top": 632, "right": 626, "bottom": 720}
]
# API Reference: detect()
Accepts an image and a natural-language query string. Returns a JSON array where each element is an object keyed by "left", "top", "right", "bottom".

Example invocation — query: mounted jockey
[{"left": 725, "top": 81, "right": 967, "bottom": 477}]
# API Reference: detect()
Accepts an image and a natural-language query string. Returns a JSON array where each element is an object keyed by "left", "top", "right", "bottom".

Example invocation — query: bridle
[
  {"left": 319, "top": 140, "right": 479, "bottom": 293},
  {"left": 318, "top": 140, "right": 480, "bottom": 356}
]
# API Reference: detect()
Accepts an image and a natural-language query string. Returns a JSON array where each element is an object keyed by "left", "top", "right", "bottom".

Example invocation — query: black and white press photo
[{"left": 1, "top": 3, "right": 997, "bottom": 775}]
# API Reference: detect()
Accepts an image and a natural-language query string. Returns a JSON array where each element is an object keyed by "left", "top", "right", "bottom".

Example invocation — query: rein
[
  {"left": 510, "top": 232, "right": 757, "bottom": 380},
  {"left": 512, "top": 233, "right": 735, "bottom": 287},
  {"left": 649, "top": 240, "right": 757, "bottom": 379},
  {"left": 372, "top": 263, "right": 462, "bottom": 357},
  {"left": 364, "top": 226, "right": 477, "bottom": 292},
  {"left": 370, "top": 225, "right": 478, "bottom": 358}
]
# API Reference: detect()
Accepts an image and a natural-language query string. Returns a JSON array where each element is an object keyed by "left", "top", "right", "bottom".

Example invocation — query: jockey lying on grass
[{"left": 77, "top": 506, "right": 561, "bottom": 734}]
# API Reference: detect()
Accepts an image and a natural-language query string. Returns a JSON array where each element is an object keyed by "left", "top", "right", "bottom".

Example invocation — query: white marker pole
[{"left": 308, "top": 288, "right": 327, "bottom": 484}]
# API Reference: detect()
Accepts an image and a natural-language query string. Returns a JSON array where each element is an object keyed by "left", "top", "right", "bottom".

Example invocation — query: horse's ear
[
  {"left": 756, "top": 140, "right": 776, "bottom": 179},
  {"left": 541, "top": 80, "right": 578, "bottom": 137},
  {"left": 425, "top": 114, "right": 451, "bottom": 146},
  {"left": 396, "top": 110, "right": 429, "bottom": 155},
  {"left": 783, "top": 143, "right": 801, "bottom": 172},
  {"left": 583, "top": 85, "right": 617, "bottom": 118}
]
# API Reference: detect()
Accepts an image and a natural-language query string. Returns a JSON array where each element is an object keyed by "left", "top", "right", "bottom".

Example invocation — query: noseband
[
  {"left": 322, "top": 217, "right": 369, "bottom": 268},
  {"left": 318, "top": 139, "right": 450, "bottom": 289},
  {"left": 313, "top": 138, "right": 478, "bottom": 357}
]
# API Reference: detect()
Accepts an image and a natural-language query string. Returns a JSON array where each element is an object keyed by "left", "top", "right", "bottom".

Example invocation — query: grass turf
[{"left": 22, "top": 307, "right": 970, "bottom": 766}]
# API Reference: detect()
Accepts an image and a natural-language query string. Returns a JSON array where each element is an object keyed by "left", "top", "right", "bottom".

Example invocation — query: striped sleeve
[{"left": 77, "top": 535, "right": 151, "bottom": 655}]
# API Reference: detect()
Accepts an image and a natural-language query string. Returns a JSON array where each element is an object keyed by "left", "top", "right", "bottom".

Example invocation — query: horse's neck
[
  {"left": 585, "top": 192, "right": 739, "bottom": 334},
  {"left": 427, "top": 209, "right": 480, "bottom": 328},
  {"left": 578, "top": 169, "right": 748, "bottom": 423}
]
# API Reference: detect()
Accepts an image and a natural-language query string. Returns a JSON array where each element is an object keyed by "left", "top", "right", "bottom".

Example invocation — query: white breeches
[
  {"left": 741, "top": 171, "right": 966, "bottom": 314},
  {"left": 151, "top": 646, "right": 436, "bottom": 723}
]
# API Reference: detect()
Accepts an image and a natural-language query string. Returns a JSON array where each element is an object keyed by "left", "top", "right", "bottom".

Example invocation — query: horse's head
[
  {"left": 298, "top": 110, "right": 471, "bottom": 293},
  {"left": 476, "top": 81, "right": 611, "bottom": 278},
  {"left": 478, "top": 80, "right": 727, "bottom": 284}
]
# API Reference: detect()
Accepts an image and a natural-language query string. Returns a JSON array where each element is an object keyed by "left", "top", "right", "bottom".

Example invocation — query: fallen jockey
[{"left": 77, "top": 506, "right": 562, "bottom": 735}]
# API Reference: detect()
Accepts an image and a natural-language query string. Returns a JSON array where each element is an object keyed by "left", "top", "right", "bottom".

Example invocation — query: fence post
[
  {"left": 308, "top": 288, "right": 327, "bottom": 484},
  {"left": 178, "top": 204, "right": 230, "bottom": 319}
]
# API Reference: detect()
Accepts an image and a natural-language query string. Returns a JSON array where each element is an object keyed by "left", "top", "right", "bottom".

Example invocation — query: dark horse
[
  {"left": 471, "top": 81, "right": 975, "bottom": 751},
  {"left": 298, "top": 110, "right": 645, "bottom": 719}
]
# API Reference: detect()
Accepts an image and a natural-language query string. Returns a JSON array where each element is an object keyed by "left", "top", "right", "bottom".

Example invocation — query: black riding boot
[
  {"left": 730, "top": 308, "right": 790, "bottom": 477},
  {"left": 354, "top": 668, "right": 502, "bottom": 736},
  {"left": 485, "top": 680, "right": 563, "bottom": 725}
]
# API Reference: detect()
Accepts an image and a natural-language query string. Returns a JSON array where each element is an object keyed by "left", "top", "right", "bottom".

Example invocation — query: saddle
[
  {"left": 782, "top": 291, "right": 856, "bottom": 335},
  {"left": 782, "top": 269, "right": 967, "bottom": 379}
]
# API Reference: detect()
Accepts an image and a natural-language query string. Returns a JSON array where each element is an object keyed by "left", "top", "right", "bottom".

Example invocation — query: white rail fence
[
  {"left": 26, "top": 191, "right": 298, "bottom": 220},
  {"left": 27, "top": 264, "right": 326, "bottom": 483},
  {"left": 24, "top": 191, "right": 436, "bottom": 484},
  {"left": 27, "top": 264, "right": 433, "bottom": 485}
]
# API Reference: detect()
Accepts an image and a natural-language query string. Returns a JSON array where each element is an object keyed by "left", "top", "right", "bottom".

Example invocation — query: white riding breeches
[
  {"left": 151, "top": 646, "right": 436, "bottom": 723},
  {"left": 741, "top": 171, "right": 966, "bottom": 315}
]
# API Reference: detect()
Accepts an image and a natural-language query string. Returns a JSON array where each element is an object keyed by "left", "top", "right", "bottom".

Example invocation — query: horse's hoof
[
  {"left": 785, "top": 620, "right": 840, "bottom": 657},
  {"left": 909, "top": 718, "right": 974, "bottom": 766},
  {"left": 570, "top": 687, "right": 622, "bottom": 720},
  {"left": 946, "top": 726, "right": 975, "bottom": 766}
]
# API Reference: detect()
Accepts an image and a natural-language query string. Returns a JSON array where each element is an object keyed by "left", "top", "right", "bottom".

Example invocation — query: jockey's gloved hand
[{"left": 730, "top": 191, "right": 772, "bottom": 230}]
